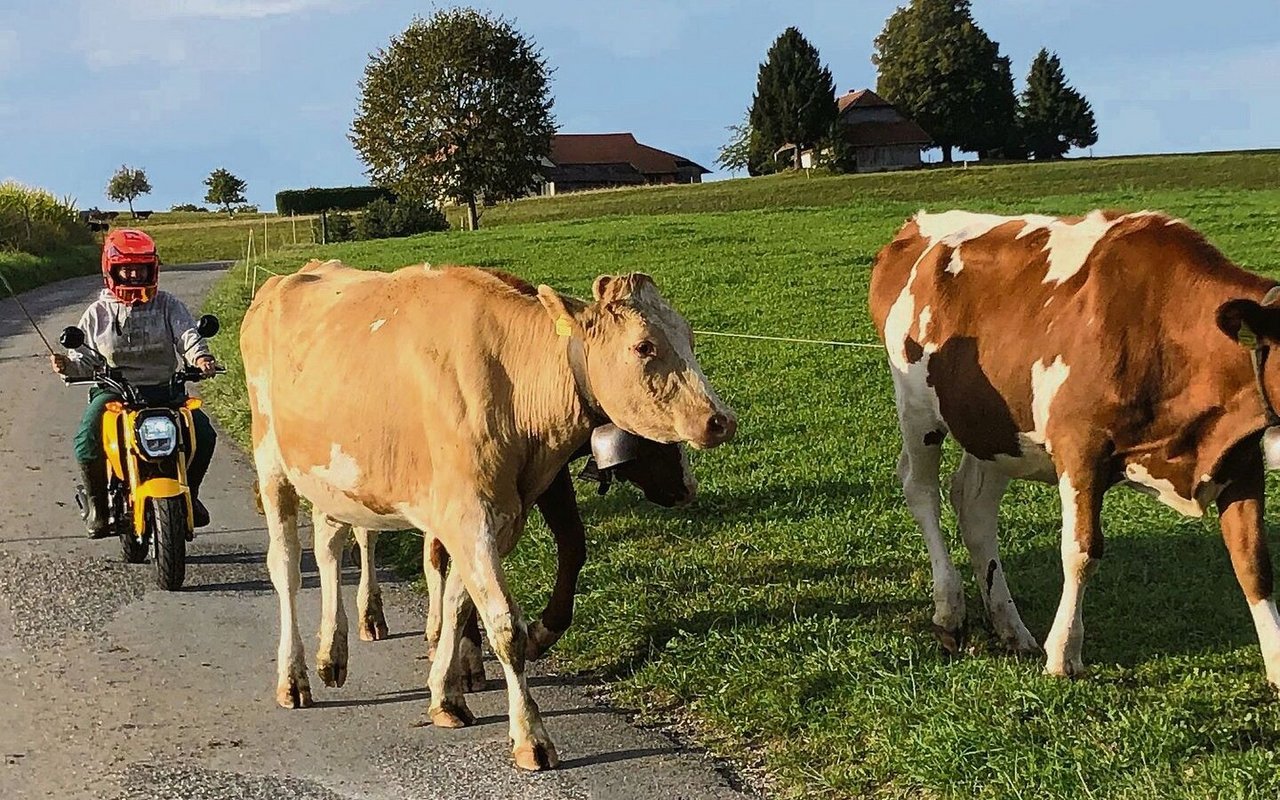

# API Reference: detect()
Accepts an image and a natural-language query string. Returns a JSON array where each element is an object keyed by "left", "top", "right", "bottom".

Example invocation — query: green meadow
[{"left": 199, "top": 153, "right": 1280, "bottom": 799}]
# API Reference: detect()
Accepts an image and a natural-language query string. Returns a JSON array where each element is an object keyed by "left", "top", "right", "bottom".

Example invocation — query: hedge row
[{"left": 275, "top": 186, "right": 395, "bottom": 215}]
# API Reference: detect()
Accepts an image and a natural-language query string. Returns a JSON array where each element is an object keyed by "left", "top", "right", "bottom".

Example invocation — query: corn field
[{"left": 0, "top": 180, "right": 94, "bottom": 256}]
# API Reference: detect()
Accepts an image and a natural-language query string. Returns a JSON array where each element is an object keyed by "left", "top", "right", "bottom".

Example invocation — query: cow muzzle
[{"left": 689, "top": 409, "right": 737, "bottom": 449}]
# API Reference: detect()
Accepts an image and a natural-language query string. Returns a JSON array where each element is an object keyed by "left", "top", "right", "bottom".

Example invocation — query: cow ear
[
  {"left": 1216, "top": 299, "right": 1280, "bottom": 347},
  {"left": 593, "top": 273, "right": 656, "bottom": 303},
  {"left": 592, "top": 275, "right": 615, "bottom": 302},
  {"left": 537, "top": 285, "right": 587, "bottom": 337}
]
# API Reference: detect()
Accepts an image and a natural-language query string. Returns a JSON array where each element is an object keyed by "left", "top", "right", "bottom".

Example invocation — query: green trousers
[{"left": 73, "top": 389, "right": 217, "bottom": 493}]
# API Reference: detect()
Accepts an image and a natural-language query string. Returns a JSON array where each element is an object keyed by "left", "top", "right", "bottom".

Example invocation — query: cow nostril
[{"left": 707, "top": 413, "right": 735, "bottom": 441}]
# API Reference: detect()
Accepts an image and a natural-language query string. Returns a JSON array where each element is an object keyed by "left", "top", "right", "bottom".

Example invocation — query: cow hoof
[
  {"left": 1002, "top": 632, "right": 1042, "bottom": 657},
  {"left": 1044, "top": 659, "right": 1086, "bottom": 679},
  {"left": 360, "top": 596, "right": 389, "bottom": 641},
  {"left": 513, "top": 740, "right": 559, "bottom": 771},
  {"left": 525, "top": 621, "right": 563, "bottom": 661},
  {"left": 317, "top": 659, "right": 348, "bottom": 688},
  {"left": 430, "top": 700, "right": 475, "bottom": 728},
  {"left": 359, "top": 619, "right": 389, "bottom": 642},
  {"left": 931, "top": 622, "right": 967, "bottom": 657},
  {"left": 277, "top": 678, "right": 313, "bottom": 709}
]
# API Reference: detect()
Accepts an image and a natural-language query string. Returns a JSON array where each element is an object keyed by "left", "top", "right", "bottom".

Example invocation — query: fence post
[{"left": 320, "top": 210, "right": 328, "bottom": 245}]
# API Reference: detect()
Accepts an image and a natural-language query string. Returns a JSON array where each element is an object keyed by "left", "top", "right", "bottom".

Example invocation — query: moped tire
[
  {"left": 150, "top": 497, "right": 189, "bottom": 590},
  {"left": 120, "top": 527, "right": 148, "bottom": 564}
]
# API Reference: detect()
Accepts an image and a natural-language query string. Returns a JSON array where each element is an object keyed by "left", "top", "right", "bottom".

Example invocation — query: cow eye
[{"left": 633, "top": 340, "right": 657, "bottom": 359}]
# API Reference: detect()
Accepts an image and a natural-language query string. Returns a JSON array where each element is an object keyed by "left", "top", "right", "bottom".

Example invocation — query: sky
[{"left": 1, "top": 0, "right": 1277, "bottom": 210}]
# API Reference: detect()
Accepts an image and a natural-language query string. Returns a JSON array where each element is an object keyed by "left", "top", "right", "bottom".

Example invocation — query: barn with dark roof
[
  {"left": 538, "top": 133, "right": 710, "bottom": 195},
  {"left": 834, "top": 89, "right": 933, "bottom": 173}
]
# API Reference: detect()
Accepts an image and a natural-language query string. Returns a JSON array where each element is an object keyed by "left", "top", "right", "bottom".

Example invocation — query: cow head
[
  {"left": 538, "top": 273, "right": 737, "bottom": 450},
  {"left": 1217, "top": 297, "right": 1280, "bottom": 348},
  {"left": 614, "top": 439, "right": 696, "bottom": 507},
  {"left": 1218, "top": 295, "right": 1280, "bottom": 466},
  {"left": 581, "top": 425, "right": 697, "bottom": 507}
]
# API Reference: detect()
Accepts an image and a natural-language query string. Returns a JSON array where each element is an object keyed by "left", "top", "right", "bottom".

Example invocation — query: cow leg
[
  {"left": 354, "top": 528, "right": 388, "bottom": 641},
  {"left": 527, "top": 467, "right": 586, "bottom": 660},
  {"left": 425, "top": 535, "right": 486, "bottom": 689},
  {"left": 424, "top": 536, "right": 447, "bottom": 658},
  {"left": 897, "top": 432, "right": 965, "bottom": 654},
  {"left": 950, "top": 453, "right": 1039, "bottom": 653},
  {"left": 426, "top": 565, "right": 476, "bottom": 728},
  {"left": 1043, "top": 469, "right": 1104, "bottom": 678},
  {"left": 311, "top": 508, "right": 350, "bottom": 689},
  {"left": 460, "top": 525, "right": 558, "bottom": 771},
  {"left": 457, "top": 596, "right": 487, "bottom": 692},
  {"left": 1215, "top": 442, "right": 1280, "bottom": 688},
  {"left": 260, "top": 474, "right": 310, "bottom": 708}
]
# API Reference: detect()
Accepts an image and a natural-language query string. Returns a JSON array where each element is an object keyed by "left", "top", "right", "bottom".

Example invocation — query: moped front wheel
[{"left": 150, "top": 497, "right": 189, "bottom": 590}]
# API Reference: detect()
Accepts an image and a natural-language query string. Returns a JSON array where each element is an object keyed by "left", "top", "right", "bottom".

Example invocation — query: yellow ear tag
[
  {"left": 554, "top": 316, "right": 573, "bottom": 337},
  {"left": 1239, "top": 322, "right": 1258, "bottom": 349}
]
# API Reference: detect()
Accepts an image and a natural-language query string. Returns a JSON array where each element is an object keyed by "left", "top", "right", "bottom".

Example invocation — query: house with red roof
[{"left": 538, "top": 133, "right": 710, "bottom": 195}]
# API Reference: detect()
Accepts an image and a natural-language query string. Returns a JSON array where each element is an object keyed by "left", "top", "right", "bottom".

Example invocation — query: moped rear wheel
[{"left": 120, "top": 529, "right": 148, "bottom": 564}]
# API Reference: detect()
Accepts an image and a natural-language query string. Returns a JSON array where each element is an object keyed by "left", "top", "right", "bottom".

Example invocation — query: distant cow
[
  {"left": 242, "top": 259, "right": 735, "bottom": 770},
  {"left": 870, "top": 209, "right": 1280, "bottom": 687}
]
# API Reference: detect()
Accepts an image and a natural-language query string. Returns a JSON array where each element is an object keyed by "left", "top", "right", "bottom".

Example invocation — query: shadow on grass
[{"left": 989, "top": 524, "right": 1280, "bottom": 667}]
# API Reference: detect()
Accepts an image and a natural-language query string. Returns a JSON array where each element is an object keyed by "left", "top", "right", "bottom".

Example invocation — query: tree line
[
  {"left": 106, "top": 165, "right": 250, "bottom": 217},
  {"left": 721, "top": 0, "right": 1098, "bottom": 175},
  {"left": 103, "top": 2, "right": 1100, "bottom": 232}
]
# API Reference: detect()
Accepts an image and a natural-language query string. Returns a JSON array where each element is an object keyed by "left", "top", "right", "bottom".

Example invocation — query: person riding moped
[{"left": 49, "top": 229, "right": 220, "bottom": 538}]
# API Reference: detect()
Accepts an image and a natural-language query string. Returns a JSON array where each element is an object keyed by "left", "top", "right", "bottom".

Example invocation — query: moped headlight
[{"left": 137, "top": 415, "right": 178, "bottom": 458}]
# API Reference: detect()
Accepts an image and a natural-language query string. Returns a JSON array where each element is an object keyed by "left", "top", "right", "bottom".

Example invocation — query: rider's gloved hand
[
  {"left": 50, "top": 354, "right": 68, "bottom": 375},
  {"left": 196, "top": 355, "right": 219, "bottom": 378}
]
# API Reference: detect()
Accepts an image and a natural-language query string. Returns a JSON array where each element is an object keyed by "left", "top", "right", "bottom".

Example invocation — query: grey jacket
[{"left": 64, "top": 289, "right": 213, "bottom": 387}]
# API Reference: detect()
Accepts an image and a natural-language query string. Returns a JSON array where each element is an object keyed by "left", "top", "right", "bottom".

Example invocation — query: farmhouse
[
  {"left": 835, "top": 89, "right": 932, "bottom": 172},
  {"left": 539, "top": 133, "right": 710, "bottom": 195},
  {"left": 776, "top": 88, "right": 933, "bottom": 173}
]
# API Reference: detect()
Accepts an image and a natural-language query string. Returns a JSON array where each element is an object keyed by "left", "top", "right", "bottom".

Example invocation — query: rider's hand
[
  {"left": 196, "top": 355, "right": 218, "bottom": 378},
  {"left": 50, "top": 354, "right": 68, "bottom": 375}
]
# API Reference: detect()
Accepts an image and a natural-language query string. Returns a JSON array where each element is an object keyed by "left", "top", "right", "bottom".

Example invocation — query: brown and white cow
[
  {"left": 241, "top": 259, "right": 734, "bottom": 770},
  {"left": 870, "top": 209, "right": 1280, "bottom": 687}
]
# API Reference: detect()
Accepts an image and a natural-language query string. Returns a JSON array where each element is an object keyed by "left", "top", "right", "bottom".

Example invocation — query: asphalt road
[{"left": 0, "top": 263, "right": 751, "bottom": 799}]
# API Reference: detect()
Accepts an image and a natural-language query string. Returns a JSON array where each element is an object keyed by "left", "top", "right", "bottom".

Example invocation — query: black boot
[
  {"left": 79, "top": 459, "right": 110, "bottom": 539},
  {"left": 187, "top": 441, "right": 213, "bottom": 529}
]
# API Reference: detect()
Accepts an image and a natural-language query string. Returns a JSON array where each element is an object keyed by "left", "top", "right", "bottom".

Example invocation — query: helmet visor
[{"left": 110, "top": 261, "right": 156, "bottom": 287}]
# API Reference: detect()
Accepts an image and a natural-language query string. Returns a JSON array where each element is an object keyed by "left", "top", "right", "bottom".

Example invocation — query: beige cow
[{"left": 241, "top": 259, "right": 735, "bottom": 770}]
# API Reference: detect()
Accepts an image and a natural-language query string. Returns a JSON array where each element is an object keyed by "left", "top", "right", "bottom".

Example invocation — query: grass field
[
  {"left": 200, "top": 153, "right": 1280, "bottom": 799},
  {"left": 97, "top": 210, "right": 319, "bottom": 266},
  {"left": 0, "top": 245, "right": 98, "bottom": 295}
]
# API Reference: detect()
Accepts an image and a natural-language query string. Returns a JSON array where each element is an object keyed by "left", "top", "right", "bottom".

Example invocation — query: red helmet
[{"left": 102, "top": 229, "right": 159, "bottom": 305}]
